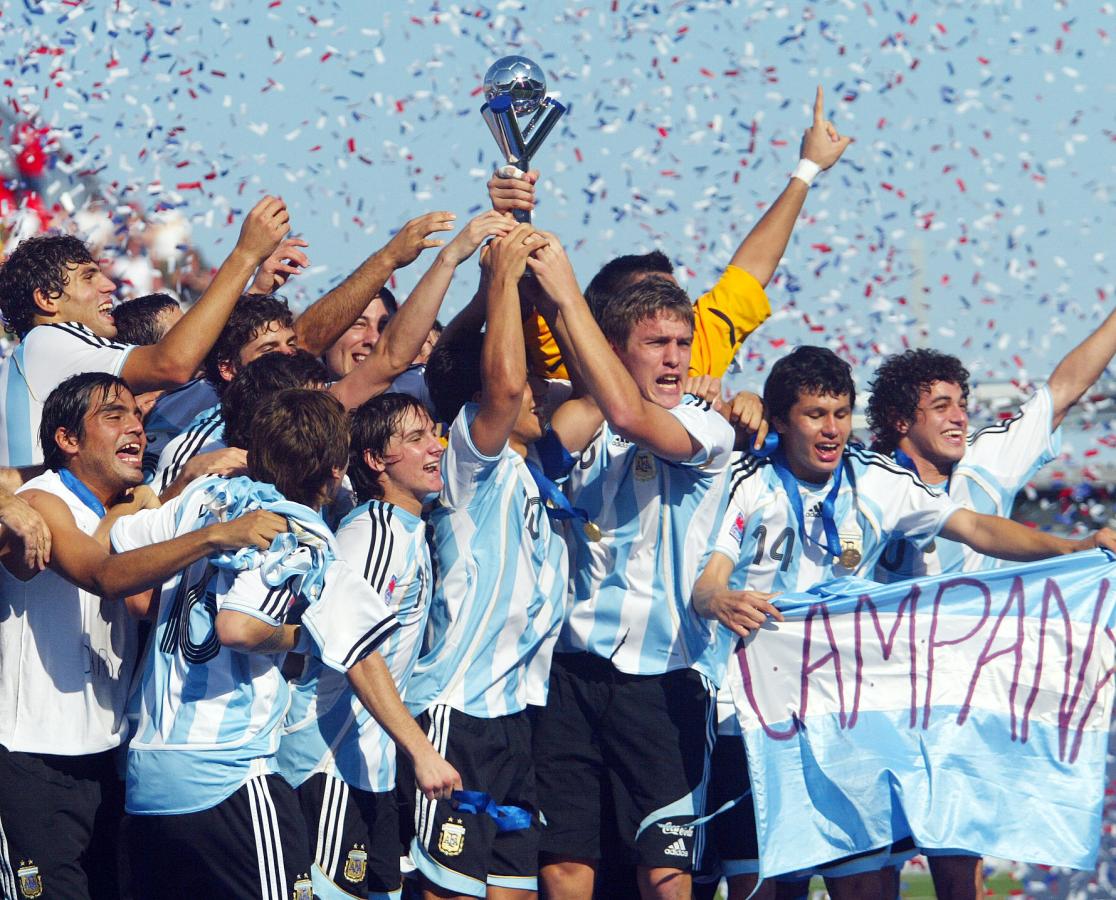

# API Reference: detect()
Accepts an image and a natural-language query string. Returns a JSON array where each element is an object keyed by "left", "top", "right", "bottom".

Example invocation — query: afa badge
[
  {"left": 17, "top": 861, "right": 42, "bottom": 899},
  {"left": 343, "top": 846, "right": 368, "bottom": 883},
  {"left": 292, "top": 875, "right": 314, "bottom": 900},
  {"left": 438, "top": 818, "right": 466, "bottom": 857},
  {"left": 633, "top": 451, "right": 656, "bottom": 482}
]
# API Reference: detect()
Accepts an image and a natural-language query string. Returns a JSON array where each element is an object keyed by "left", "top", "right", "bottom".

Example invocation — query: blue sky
[{"left": 4, "top": 1, "right": 1115, "bottom": 403}]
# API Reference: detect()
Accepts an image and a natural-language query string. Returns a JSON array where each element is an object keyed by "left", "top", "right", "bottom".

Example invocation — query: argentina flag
[{"left": 727, "top": 550, "right": 1116, "bottom": 878}]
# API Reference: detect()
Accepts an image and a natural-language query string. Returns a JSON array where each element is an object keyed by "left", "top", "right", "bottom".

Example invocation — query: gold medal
[
  {"left": 583, "top": 521, "right": 602, "bottom": 542},
  {"left": 839, "top": 547, "right": 862, "bottom": 569}
]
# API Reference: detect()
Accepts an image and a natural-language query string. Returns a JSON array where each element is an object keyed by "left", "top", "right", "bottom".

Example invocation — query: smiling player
[{"left": 693, "top": 346, "right": 1116, "bottom": 899}]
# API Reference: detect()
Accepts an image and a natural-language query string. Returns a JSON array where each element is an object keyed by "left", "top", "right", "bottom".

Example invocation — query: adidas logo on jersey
[
  {"left": 805, "top": 501, "right": 823, "bottom": 517},
  {"left": 663, "top": 837, "right": 690, "bottom": 857}
]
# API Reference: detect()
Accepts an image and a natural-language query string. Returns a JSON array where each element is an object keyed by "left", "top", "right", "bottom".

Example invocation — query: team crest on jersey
[
  {"left": 438, "top": 818, "right": 466, "bottom": 856},
  {"left": 729, "top": 513, "right": 746, "bottom": 546},
  {"left": 292, "top": 875, "right": 314, "bottom": 900},
  {"left": 385, "top": 576, "right": 398, "bottom": 604},
  {"left": 343, "top": 845, "right": 368, "bottom": 883},
  {"left": 633, "top": 451, "right": 656, "bottom": 481},
  {"left": 17, "top": 861, "right": 42, "bottom": 898}
]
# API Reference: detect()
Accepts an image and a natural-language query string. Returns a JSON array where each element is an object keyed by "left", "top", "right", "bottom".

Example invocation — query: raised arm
[
  {"left": 940, "top": 508, "right": 1116, "bottom": 561},
  {"left": 123, "top": 197, "right": 288, "bottom": 391},
  {"left": 728, "top": 86, "right": 851, "bottom": 286},
  {"left": 528, "top": 233, "right": 701, "bottom": 462},
  {"left": 1046, "top": 308, "right": 1116, "bottom": 429},
  {"left": 329, "top": 211, "right": 513, "bottom": 410},
  {"left": 346, "top": 653, "right": 461, "bottom": 801},
  {"left": 468, "top": 224, "right": 546, "bottom": 457},
  {"left": 293, "top": 212, "right": 456, "bottom": 356}
]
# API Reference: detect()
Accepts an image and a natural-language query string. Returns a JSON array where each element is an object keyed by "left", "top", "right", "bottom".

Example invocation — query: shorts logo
[
  {"left": 658, "top": 821, "right": 694, "bottom": 838},
  {"left": 17, "top": 861, "right": 42, "bottom": 898},
  {"left": 663, "top": 837, "right": 690, "bottom": 858},
  {"left": 292, "top": 876, "right": 313, "bottom": 900},
  {"left": 633, "top": 451, "right": 656, "bottom": 481},
  {"left": 438, "top": 818, "right": 466, "bottom": 857},
  {"left": 343, "top": 846, "right": 368, "bottom": 883}
]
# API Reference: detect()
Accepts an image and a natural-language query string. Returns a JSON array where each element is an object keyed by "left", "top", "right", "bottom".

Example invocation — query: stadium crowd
[{"left": 0, "top": 87, "right": 1114, "bottom": 900}]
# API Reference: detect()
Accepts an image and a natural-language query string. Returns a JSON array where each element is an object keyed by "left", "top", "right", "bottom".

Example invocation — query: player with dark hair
[
  {"left": 279, "top": 391, "right": 448, "bottom": 899},
  {"left": 114, "top": 387, "right": 458, "bottom": 899},
  {"left": 0, "top": 198, "right": 289, "bottom": 467},
  {"left": 0, "top": 371, "right": 285, "bottom": 900},
  {"left": 111, "top": 292, "right": 182, "bottom": 346},
  {"left": 865, "top": 314, "right": 1116, "bottom": 896},
  {"left": 692, "top": 345, "right": 1116, "bottom": 899},
  {"left": 868, "top": 308, "right": 1116, "bottom": 582}
]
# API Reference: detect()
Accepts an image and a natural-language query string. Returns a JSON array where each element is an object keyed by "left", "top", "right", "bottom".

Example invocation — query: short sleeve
[
  {"left": 963, "top": 385, "right": 1061, "bottom": 496},
  {"left": 26, "top": 325, "right": 133, "bottom": 397},
  {"left": 885, "top": 477, "right": 961, "bottom": 550},
  {"left": 669, "top": 396, "right": 736, "bottom": 474},
  {"left": 713, "top": 473, "right": 760, "bottom": 561},
  {"left": 300, "top": 557, "right": 400, "bottom": 672},
  {"left": 216, "top": 569, "right": 294, "bottom": 626},
  {"left": 689, "top": 265, "right": 771, "bottom": 378},
  {"left": 110, "top": 496, "right": 187, "bottom": 553},
  {"left": 439, "top": 403, "right": 505, "bottom": 510}
]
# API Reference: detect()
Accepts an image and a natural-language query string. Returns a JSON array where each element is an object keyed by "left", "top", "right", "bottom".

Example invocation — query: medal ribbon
[
  {"left": 893, "top": 447, "right": 950, "bottom": 492},
  {"left": 58, "top": 467, "right": 106, "bottom": 518},
  {"left": 523, "top": 458, "right": 592, "bottom": 528},
  {"left": 770, "top": 449, "right": 844, "bottom": 560},
  {"left": 451, "top": 790, "right": 533, "bottom": 832}
]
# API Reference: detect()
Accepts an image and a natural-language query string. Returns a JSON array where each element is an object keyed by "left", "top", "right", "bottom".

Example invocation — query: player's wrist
[{"left": 792, "top": 158, "right": 823, "bottom": 187}]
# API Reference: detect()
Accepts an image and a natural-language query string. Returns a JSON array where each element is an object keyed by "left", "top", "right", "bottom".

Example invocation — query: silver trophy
[{"left": 480, "top": 55, "right": 567, "bottom": 223}]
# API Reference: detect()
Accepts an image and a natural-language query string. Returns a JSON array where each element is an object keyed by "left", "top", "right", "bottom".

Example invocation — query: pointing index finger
[{"left": 813, "top": 85, "right": 824, "bottom": 124}]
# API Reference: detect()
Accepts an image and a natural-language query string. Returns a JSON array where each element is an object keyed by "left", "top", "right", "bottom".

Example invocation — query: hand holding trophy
[{"left": 480, "top": 55, "right": 567, "bottom": 223}]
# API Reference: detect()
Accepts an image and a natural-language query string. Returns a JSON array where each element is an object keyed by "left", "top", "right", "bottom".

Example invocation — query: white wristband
[{"left": 792, "top": 158, "right": 822, "bottom": 186}]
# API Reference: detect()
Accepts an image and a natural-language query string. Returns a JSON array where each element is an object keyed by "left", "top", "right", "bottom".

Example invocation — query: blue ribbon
[
  {"left": 451, "top": 790, "right": 533, "bottom": 832},
  {"left": 769, "top": 449, "right": 845, "bottom": 560},
  {"left": 524, "top": 458, "right": 592, "bottom": 527},
  {"left": 893, "top": 447, "right": 950, "bottom": 491},
  {"left": 58, "top": 467, "right": 106, "bottom": 518}
]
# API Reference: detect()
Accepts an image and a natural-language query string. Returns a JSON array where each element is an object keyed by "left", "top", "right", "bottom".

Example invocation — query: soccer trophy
[{"left": 480, "top": 55, "right": 567, "bottom": 223}]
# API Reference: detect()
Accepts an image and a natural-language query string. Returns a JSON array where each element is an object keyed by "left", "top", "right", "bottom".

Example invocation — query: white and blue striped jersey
[
  {"left": 556, "top": 395, "right": 735, "bottom": 682},
  {"left": 713, "top": 444, "right": 959, "bottom": 733},
  {"left": 0, "top": 323, "right": 133, "bottom": 466},
  {"left": 111, "top": 492, "right": 399, "bottom": 815},
  {"left": 0, "top": 470, "right": 137, "bottom": 755},
  {"left": 280, "top": 500, "right": 432, "bottom": 793},
  {"left": 153, "top": 403, "right": 225, "bottom": 494},
  {"left": 406, "top": 403, "right": 568, "bottom": 719},
  {"left": 874, "top": 386, "right": 1061, "bottom": 582},
  {"left": 143, "top": 378, "right": 219, "bottom": 482}
]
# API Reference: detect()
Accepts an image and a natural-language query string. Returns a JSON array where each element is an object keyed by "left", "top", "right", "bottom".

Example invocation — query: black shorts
[
  {"left": 129, "top": 773, "right": 313, "bottom": 900},
  {"left": 533, "top": 652, "right": 716, "bottom": 871},
  {"left": 706, "top": 733, "right": 760, "bottom": 877},
  {"left": 411, "top": 706, "right": 540, "bottom": 898},
  {"left": 0, "top": 744, "right": 124, "bottom": 900},
  {"left": 297, "top": 771, "right": 401, "bottom": 899}
]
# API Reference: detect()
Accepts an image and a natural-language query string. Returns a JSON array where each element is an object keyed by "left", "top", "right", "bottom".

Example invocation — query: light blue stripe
[{"left": 742, "top": 706, "right": 1110, "bottom": 877}]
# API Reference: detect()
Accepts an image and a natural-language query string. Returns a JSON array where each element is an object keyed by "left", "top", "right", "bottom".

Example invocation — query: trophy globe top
[{"left": 483, "top": 55, "right": 546, "bottom": 116}]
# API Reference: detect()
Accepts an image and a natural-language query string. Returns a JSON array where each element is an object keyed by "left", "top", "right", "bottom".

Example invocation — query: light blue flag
[{"left": 726, "top": 549, "right": 1116, "bottom": 877}]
